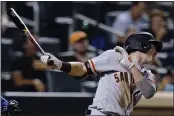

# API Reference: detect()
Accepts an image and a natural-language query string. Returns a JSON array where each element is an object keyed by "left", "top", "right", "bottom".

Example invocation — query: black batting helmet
[{"left": 124, "top": 32, "right": 162, "bottom": 54}]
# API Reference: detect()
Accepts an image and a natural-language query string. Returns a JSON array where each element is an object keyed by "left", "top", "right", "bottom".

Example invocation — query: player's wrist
[
  {"left": 59, "top": 62, "right": 72, "bottom": 73},
  {"left": 53, "top": 59, "right": 62, "bottom": 70}
]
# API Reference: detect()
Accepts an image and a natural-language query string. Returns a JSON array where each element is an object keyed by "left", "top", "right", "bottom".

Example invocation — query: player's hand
[
  {"left": 114, "top": 46, "right": 135, "bottom": 69},
  {"left": 40, "top": 53, "right": 62, "bottom": 69},
  {"left": 33, "top": 79, "right": 45, "bottom": 92}
]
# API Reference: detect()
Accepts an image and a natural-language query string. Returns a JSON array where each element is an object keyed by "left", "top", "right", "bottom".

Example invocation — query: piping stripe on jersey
[{"left": 89, "top": 59, "right": 97, "bottom": 75}]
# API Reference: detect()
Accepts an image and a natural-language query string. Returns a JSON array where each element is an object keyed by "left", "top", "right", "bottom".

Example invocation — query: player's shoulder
[{"left": 101, "top": 49, "right": 122, "bottom": 61}]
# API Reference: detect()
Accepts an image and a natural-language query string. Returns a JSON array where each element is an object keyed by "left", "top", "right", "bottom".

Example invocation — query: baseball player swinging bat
[
  {"left": 40, "top": 32, "right": 162, "bottom": 115},
  {"left": 7, "top": 8, "right": 54, "bottom": 66},
  {"left": 7, "top": 8, "right": 163, "bottom": 116}
]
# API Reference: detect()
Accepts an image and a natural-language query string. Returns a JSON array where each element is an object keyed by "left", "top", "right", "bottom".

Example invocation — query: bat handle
[
  {"left": 47, "top": 60, "right": 54, "bottom": 66},
  {"left": 42, "top": 51, "right": 54, "bottom": 66}
]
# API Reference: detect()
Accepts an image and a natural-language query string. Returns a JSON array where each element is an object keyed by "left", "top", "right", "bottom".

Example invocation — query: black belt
[{"left": 86, "top": 109, "right": 120, "bottom": 116}]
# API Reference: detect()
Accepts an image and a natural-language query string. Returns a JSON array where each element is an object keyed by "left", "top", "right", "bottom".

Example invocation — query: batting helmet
[{"left": 124, "top": 32, "right": 162, "bottom": 53}]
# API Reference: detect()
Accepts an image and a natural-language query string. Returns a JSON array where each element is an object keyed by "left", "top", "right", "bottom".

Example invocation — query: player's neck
[{"left": 129, "top": 51, "right": 145, "bottom": 67}]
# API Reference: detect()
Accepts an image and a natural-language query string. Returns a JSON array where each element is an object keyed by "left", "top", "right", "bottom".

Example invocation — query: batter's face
[{"left": 145, "top": 45, "right": 157, "bottom": 63}]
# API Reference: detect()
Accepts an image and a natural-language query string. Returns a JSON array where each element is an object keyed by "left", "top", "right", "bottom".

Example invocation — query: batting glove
[
  {"left": 114, "top": 46, "right": 135, "bottom": 69},
  {"left": 40, "top": 53, "right": 62, "bottom": 70}
]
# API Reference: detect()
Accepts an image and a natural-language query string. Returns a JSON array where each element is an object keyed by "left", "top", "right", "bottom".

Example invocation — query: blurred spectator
[
  {"left": 58, "top": 31, "right": 102, "bottom": 93},
  {"left": 1, "top": 3, "right": 9, "bottom": 35},
  {"left": 58, "top": 31, "right": 103, "bottom": 62},
  {"left": 158, "top": 69, "right": 174, "bottom": 92},
  {"left": 143, "top": 9, "right": 174, "bottom": 52},
  {"left": 111, "top": 1, "right": 149, "bottom": 46},
  {"left": 11, "top": 35, "right": 48, "bottom": 92}
]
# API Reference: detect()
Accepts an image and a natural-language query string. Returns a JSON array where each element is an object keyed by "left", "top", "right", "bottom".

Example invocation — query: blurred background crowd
[{"left": 1, "top": 1, "right": 174, "bottom": 115}]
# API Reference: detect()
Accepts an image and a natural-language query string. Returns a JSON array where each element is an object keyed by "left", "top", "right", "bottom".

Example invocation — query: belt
[{"left": 86, "top": 109, "right": 120, "bottom": 116}]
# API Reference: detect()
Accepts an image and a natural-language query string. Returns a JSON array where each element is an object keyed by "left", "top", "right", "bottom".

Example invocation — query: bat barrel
[
  {"left": 7, "top": 8, "right": 26, "bottom": 31},
  {"left": 7, "top": 8, "right": 54, "bottom": 66}
]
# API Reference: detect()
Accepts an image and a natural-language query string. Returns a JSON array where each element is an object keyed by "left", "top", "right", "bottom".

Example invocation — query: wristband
[{"left": 60, "top": 62, "right": 71, "bottom": 73}]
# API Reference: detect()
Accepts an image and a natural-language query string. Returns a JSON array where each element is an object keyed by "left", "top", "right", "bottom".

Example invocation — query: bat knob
[
  {"left": 47, "top": 60, "right": 54, "bottom": 66},
  {"left": 7, "top": 8, "right": 14, "bottom": 15}
]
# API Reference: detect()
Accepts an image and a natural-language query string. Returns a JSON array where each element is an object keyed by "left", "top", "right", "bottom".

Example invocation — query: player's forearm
[
  {"left": 40, "top": 53, "right": 87, "bottom": 77},
  {"left": 52, "top": 61, "right": 87, "bottom": 77},
  {"left": 68, "top": 62, "right": 87, "bottom": 77},
  {"left": 130, "top": 66, "right": 144, "bottom": 83},
  {"left": 130, "top": 66, "right": 156, "bottom": 99}
]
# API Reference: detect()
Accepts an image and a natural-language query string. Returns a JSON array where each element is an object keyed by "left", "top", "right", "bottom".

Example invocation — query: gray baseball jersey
[{"left": 85, "top": 50, "right": 156, "bottom": 115}]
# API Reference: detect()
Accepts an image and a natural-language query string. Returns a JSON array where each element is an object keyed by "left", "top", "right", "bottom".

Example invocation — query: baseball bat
[{"left": 7, "top": 8, "right": 54, "bottom": 66}]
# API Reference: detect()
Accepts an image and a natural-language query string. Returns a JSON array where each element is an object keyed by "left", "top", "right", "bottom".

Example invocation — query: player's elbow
[
  {"left": 144, "top": 95, "right": 154, "bottom": 99},
  {"left": 143, "top": 87, "right": 156, "bottom": 99},
  {"left": 143, "top": 92, "right": 155, "bottom": 99},
  {"left": 136, "top": 78, "right": 156, "bottom": 99}
]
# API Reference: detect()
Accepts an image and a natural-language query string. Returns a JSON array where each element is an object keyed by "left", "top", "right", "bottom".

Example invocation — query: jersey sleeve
[{"left": 84, "top": 50, "right": 122, "bottom": 75}]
